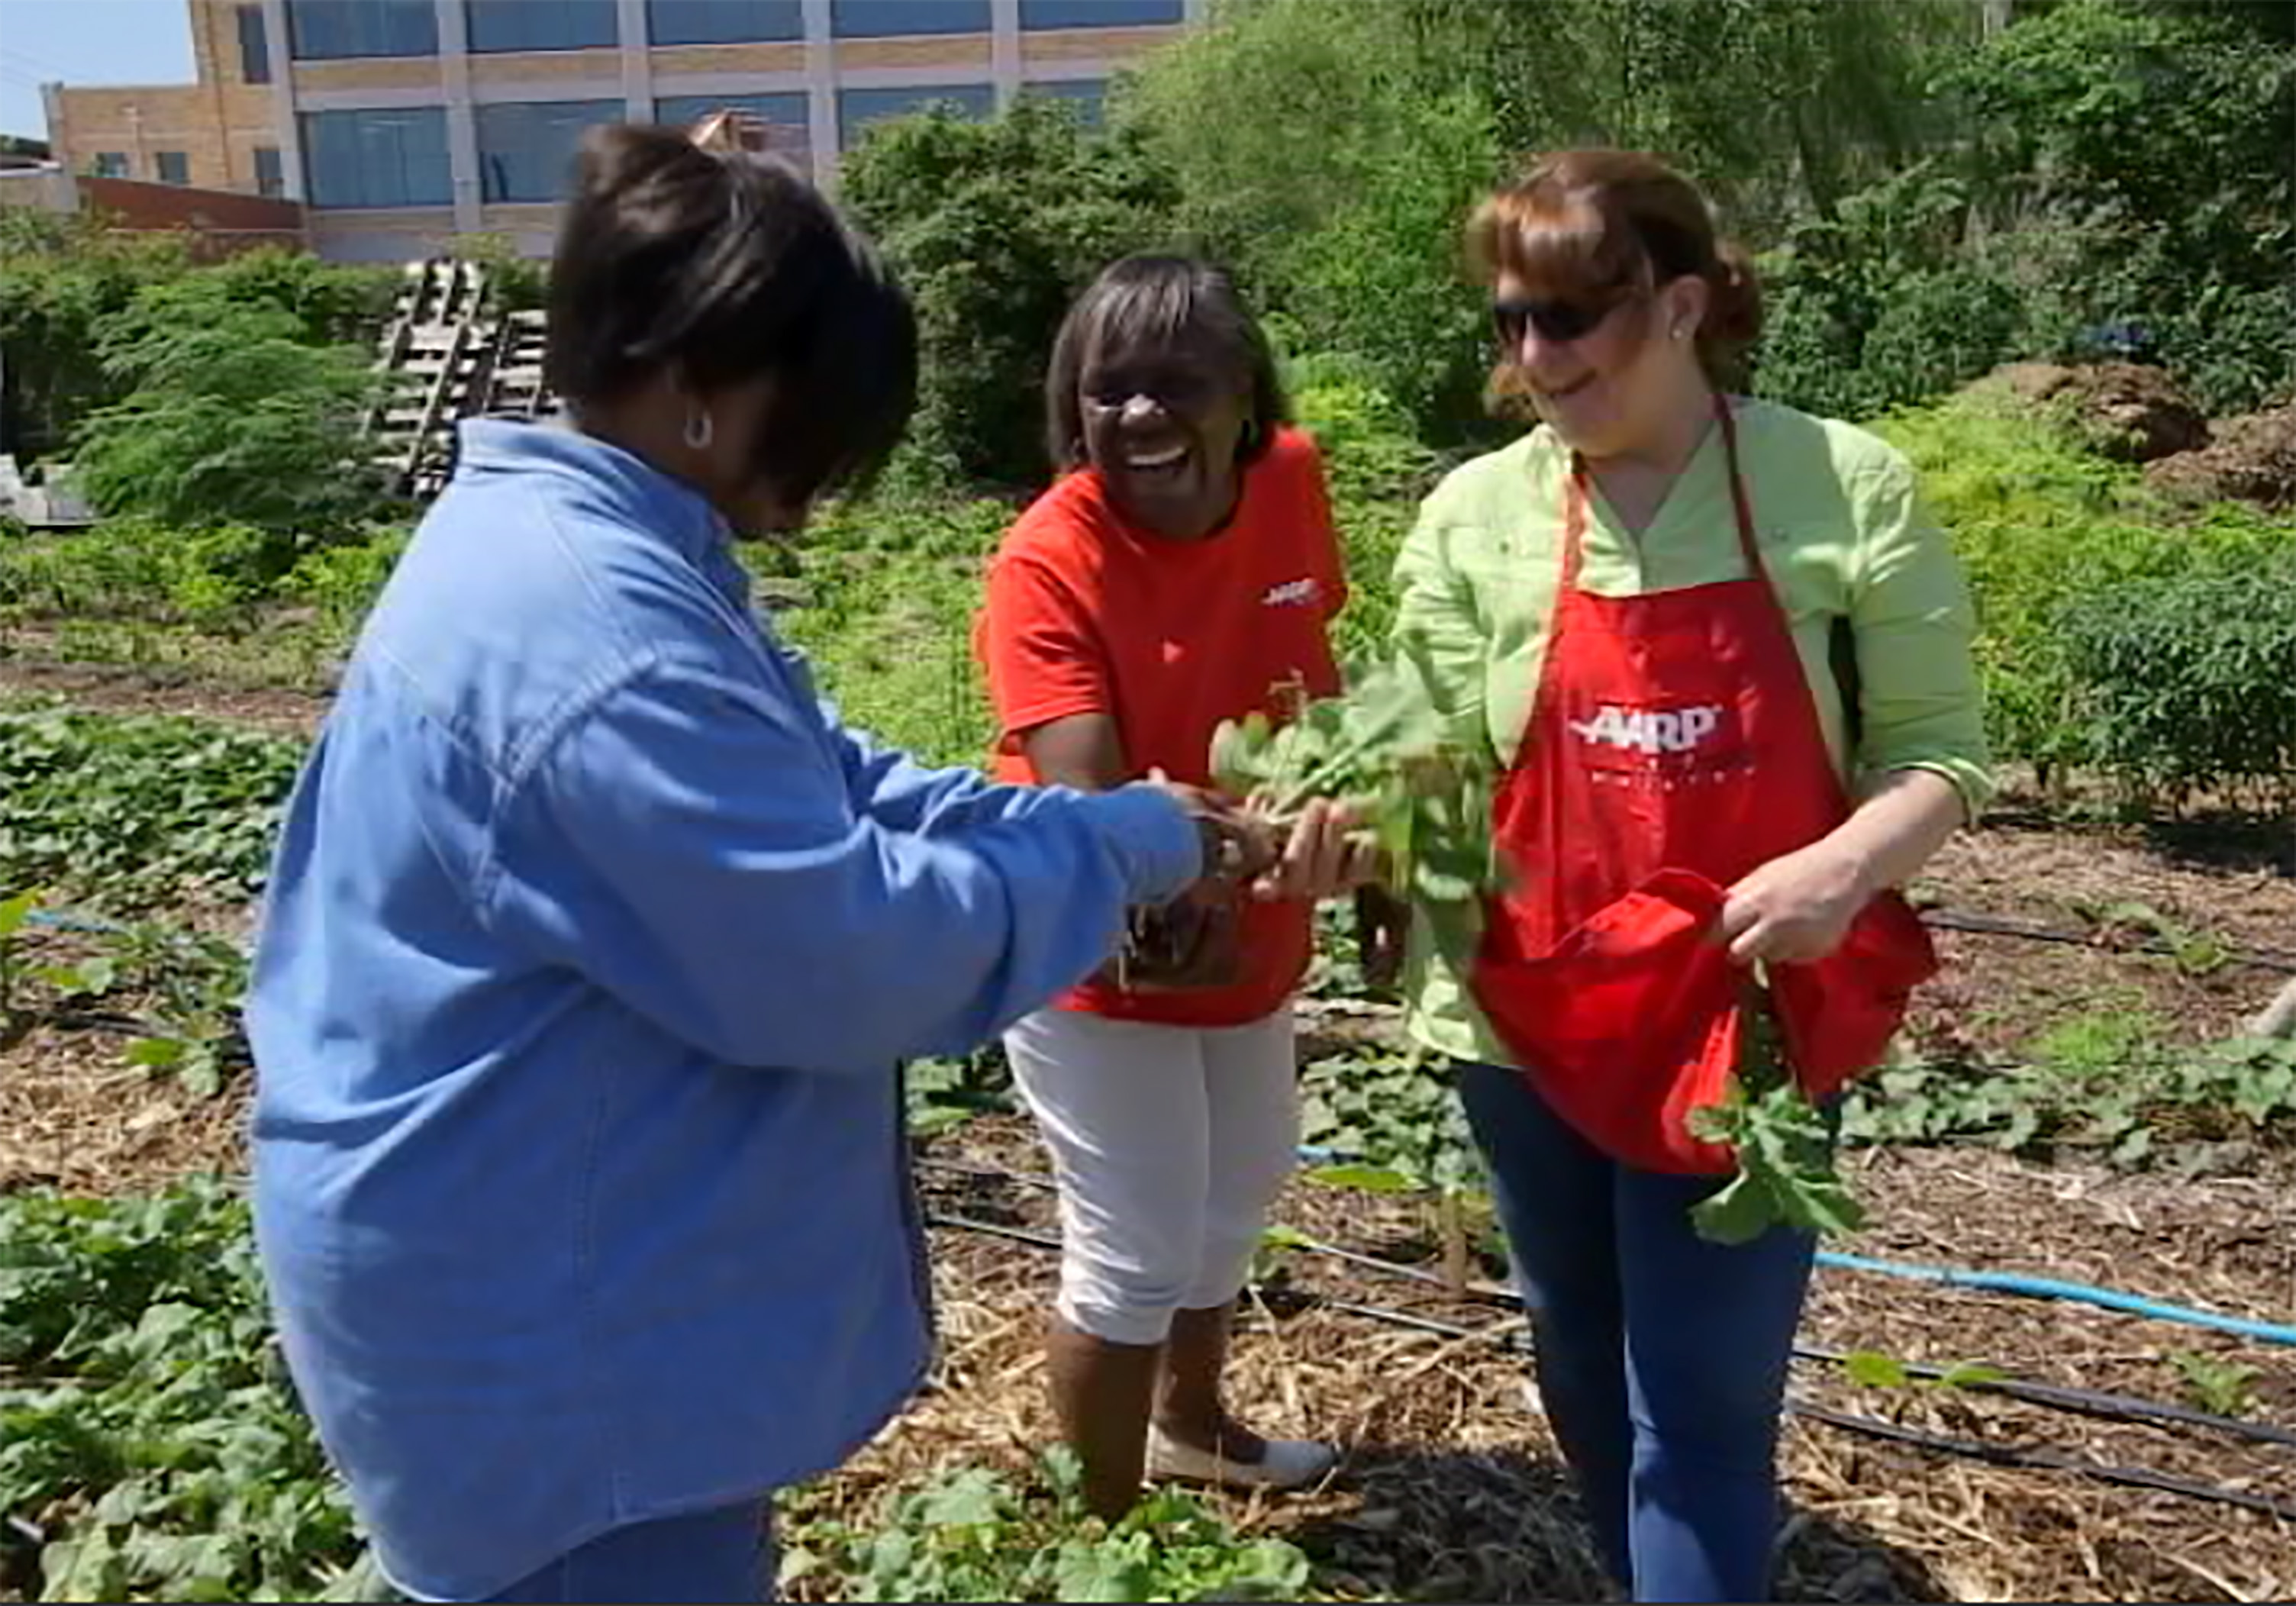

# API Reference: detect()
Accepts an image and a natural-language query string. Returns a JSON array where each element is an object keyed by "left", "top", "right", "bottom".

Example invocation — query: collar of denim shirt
[{"left": 455, "top": 418, "right": 734, "bottom": 566}]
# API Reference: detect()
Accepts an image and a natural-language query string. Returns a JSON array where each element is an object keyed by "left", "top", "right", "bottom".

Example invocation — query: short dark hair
[
  {"left": 545, "top": 122, "right": 917, "bottom": 505},
  {"left": 1044, "top": 255, "right": 1288, "bottom": 474}
]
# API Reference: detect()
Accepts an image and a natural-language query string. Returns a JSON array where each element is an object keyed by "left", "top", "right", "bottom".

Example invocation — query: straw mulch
[{"left": 795, "top": 1117, "right": 2295, "bottom": 1605}]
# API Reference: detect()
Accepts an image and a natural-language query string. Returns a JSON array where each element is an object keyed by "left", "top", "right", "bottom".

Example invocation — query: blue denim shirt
[{"left": 245, "top": 421, "right": 1198, "bottom": 1601}]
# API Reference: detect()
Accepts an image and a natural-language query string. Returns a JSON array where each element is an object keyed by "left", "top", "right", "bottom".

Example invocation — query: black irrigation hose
[
  {"left": 1918, "top": 907, "right": 2296, "bottom": 975},
  {"left": 1784, "top": 1402, "right": 2296, "bottom": 1523},
  {"left": 1794, "top": 1343, "right": 2296, "bottom": 1452},
  {"left": 916, "top": 1159, "right": 2296, "bottom": 1450},
  {"left": 927, "top": 1211, "right": 2296, "bottom": 1524}
]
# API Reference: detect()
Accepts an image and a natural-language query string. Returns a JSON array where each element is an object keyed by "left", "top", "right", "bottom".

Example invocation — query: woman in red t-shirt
[{"left": 976, "top": 256, "right": 1362, "bottom": 1519}]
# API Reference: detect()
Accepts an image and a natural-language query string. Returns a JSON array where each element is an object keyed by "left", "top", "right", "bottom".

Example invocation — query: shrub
[
  {"left": 1874, "top": 392, "right": 2291, "bottom": 782},
  {"left": 0, "top": 211, "right": 190, "bottom": 465},
  {"left": 72, "top": 297, "right": 386, "bottom": 537},
  {"left": 280, "top": 526, "right": 413, "bottom": 629},
  {"left": 1940, "top": 0, "right": 2296, "bottom": 415},
  {"left": 2060, "top": 543, "right": 2296, "bottom": 811},
  {"left": 1752, "top": 163, "right": 2025, "bottom": 420},
  {"left": 838, "top": 96, "right": 1180, "bottom": 490},
  {"left": 1282, "top": 350, "right": 1439, "bottom": 661}
]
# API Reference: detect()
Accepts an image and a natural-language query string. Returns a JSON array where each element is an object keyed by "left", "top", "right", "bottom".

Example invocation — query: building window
[
  {"left": 646, "top": 1, "right": 803, "bottom": 45},
  {"left": 1021, "top": 78, "right": 1107, "bottom": 126},
  {"left": 466, "top": 1, "right": 620, "bottom": 53},
  {"left": 92, "top": 152, "right": 131, "bottom": 179},
  {"left": 1020, "top": 0, "right": 1182, "bottom": 27},
  {"left": 654, "top": 92, "right": 810, "bottom": 164},
  {"left": 837, "top": 83, "right": 993, "bottom": 150},
  {"left": 299, "top": 107, "right": 452, "bottom": 207},
  {"left": 830, "top": 1, "right": 992, "bottom": 39},
  {"left": 155, "top": 150, "right": 192, "bottom": 185},
  {"left": 254, "top": 145, "right": 286, "bottom": 197},
  {"left": 237, "top": 5, "right": 273, "bottom": 82},
  {"left": 287, "top": 0, "right": 439, "bottom": 60},
  {"left": 477, "top": 99, "right": 624, "bottom": 203}
]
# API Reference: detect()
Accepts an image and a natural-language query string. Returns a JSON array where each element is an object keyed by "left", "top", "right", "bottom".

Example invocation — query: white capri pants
[{"left": 1003, "top": 1005, "right": 1300, "bottom": 1347}]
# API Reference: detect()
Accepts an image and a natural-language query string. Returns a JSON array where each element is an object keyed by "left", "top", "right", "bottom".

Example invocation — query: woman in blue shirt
[{"left": 246, "top": 122, "right": 1280, "bottom": 1604}]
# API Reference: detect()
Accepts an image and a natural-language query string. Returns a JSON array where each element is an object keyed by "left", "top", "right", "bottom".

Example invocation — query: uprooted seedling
[
  {"left": 1688, "top": 982, "right": 1867, "bottom": 1245},
  {"left": 1210, "top": 650, "right": 1501, "bottom": 972}
]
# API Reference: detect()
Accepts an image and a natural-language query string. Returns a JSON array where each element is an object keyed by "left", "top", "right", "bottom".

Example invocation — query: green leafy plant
[
  {"left": 0, "top": 1184, "right": 371, "bottom": 1602},
  {"left": 2168, "top": 1350, "right": 2259, "bottom": 1418},
  {"left": 1842, "top": 1020, "right": 2296, "bottom": 1166},
  {"left": 1688, "top": 993, "right": 1865, "bottom": 1245},
  {"left": 0, "top": 702, "right": 303, "bottom": 909},
  {"left": 904, "top": 1051, "right": 1014, "bottom": 1137},
  {"left": 1211, "top": 651, "right": 1499, "bottom": 972},
  {"left": 1875, "top": 393, "right": 2289, "bottom": 788},
  {"left": 781, "top": 1450, "right": 1313, "bottom": 1603},
  {"left": 0, "top": 885, "right": 44, "bottom": 1025},
  {"left": 1841, "top": 1350, "right": 2006, "bottom": 1392},
  {"left": 2059, "top": 550, "right": 2296, "bottom": 814},
  {"left": 73, "top": 295, "right": 387, "bottom": 540},
  {"left": 838, "top": 94, "right": 1179, "bottom": 489}
]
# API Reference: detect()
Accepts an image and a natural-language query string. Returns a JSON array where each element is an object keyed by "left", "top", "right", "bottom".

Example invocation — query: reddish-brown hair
[{"left": 1466, "top": 149, "right": 1762, "bottom": 396}]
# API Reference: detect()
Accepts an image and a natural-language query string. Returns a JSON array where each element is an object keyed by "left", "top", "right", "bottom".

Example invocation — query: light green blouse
[{"left": 1390, "top": 398, "right": 1993, "bottom": 1065}]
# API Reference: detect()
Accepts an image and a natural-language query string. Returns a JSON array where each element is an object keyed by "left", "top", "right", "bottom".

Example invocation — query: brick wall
[
  {"left": 467, "top": 50, "right": 626, "bottom": 87},
  {"left": 79, "top": 174, "right": 307, "bottom": 256},
  {"left": 50, "top": 85, "right": 244, "bottom": 191},
  {"left": 292, "top": 58, "right": 447, "bottom": 95},
  {"left": 1020, "top": 24, "right": 1181, "bottom": 65},
  {"left": 47, "top": 0, "right": 283, "bottom": 195},
  {"left": 834, "top": 37, "right": 993, "bottom": 72},
  {"left": 647, "top": 42, "right": 808, "bottom": 77}
]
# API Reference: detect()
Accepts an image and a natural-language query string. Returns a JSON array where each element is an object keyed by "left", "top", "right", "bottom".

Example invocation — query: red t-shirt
[{"left": 975, "top": 427, "right": 1347, "bottom": 1026}]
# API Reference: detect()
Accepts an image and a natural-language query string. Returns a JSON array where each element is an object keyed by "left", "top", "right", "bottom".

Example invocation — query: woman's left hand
[
  {"left": 1717, "top": 840, "right": 1873, "bottom": 966},
  {"left": 1251, "top": 798, "right": 1385, "bottom": 903}
]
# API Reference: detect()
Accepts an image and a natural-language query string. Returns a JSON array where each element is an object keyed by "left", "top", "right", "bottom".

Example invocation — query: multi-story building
[
  {"left": 41, "top": 0, "right": 285, "bottom": 198},
  {"left": 42, "top": 0, "right": 1198, "bottom": 263}
]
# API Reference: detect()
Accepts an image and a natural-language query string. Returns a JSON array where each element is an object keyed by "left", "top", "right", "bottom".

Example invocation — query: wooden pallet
[{"left": 366, "top": 259, "right": 559, "bottom": 499}]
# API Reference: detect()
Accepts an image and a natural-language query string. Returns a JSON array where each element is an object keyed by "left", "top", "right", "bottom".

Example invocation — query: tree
[
  {"left": 1942, "top": 0, "right": 2296, "bottom": 410},
  {"left": 1124, "top": 0, "right": 1969, "bottom": 439},
  {"left": 0, "top": 210, "right": 189, "bottom": 464},
  {"left": 838, "top": 94, "right": 1180, "bottom": 488},
  {"left": 73, "top": 292, "right": 385, "bottom": 538}
]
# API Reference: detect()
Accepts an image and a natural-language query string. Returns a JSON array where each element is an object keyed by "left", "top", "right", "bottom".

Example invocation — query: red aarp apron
[{"left": 1469, "top": 399, "right": 1936, "bottom": 1175}]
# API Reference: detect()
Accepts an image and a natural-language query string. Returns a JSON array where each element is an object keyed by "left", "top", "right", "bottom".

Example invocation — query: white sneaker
[{"left": 1146, "top": 1427, "right": 1337, "bottom": 1491}]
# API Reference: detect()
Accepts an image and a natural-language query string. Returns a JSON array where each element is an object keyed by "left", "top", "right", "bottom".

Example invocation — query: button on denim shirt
[{"left": 245, "top": 421, "right": 1198, "bottom": 1601}]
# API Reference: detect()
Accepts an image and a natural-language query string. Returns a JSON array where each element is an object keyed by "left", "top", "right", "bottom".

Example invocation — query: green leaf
[
  {"left": 1689, "top": 1171, "right": 1778, "bottom": 1246},
  {"left": 1935, "top": 1360, "right": 2007, "bottom": 1391},
  {"left": 125, "top": 1036, "right": 187, "bottom": 1069},
  {"left": 1304, "top": 1163, "right": 1417, "bottom": 1195},
  {"left": 1843, "top": 1350, "right": 1911, "bottom": 1389},
  {"left": 1053, "top": 1539, "right": 1153, "bottom": 1603},
  {"left": 916, "top": 1467, "right": 1005, "bottom": 1529},
  {"left": 0, "top": 886, "right": 42, "bottom": 940}
]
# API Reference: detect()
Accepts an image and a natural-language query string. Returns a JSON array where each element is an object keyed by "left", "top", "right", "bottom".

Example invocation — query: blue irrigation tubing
[
  {"left": 1295, "top": 1143, "right": 2296, "bottom": 1349},
  {"left": 1811, "top": 1252, "right": 2296, "bottom": 1349},
  {"left": 21, "top": 908, "right": 131, "bottom": 937}
]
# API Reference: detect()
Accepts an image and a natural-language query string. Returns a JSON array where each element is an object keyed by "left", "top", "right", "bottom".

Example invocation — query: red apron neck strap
[
  {"left": 1713, "top": 395, "right": 1766, "bottom": 580},
  {"left": 1560, "top": 394, "right": 1764, "bottom": 589}
]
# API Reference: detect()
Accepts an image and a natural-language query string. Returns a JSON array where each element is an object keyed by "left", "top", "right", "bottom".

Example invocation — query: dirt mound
[
  {"left": 2145, "top": 402, "right": 2296, "bottom": 512},
  {"left": 1985, "top": 362, "right": 2212, "bottom": 463}
]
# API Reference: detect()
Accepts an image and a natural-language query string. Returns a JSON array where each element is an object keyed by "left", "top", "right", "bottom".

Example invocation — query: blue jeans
[
  {"left": 1456, "top": 1062, "right": 1816, "bottom": 1604},
  {"left": 480, "top": 1501, "right": 774, "bottom": 1603}
]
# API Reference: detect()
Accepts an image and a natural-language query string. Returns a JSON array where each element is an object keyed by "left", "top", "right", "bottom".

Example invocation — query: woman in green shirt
[{"left": 1374, "top": 150, "right": 1989, "bottom": 1601}]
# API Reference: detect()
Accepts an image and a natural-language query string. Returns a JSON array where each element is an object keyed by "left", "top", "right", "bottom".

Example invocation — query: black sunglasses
[{"left": 1491, "top": 295, "right": 1616, "bottom": 347}]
